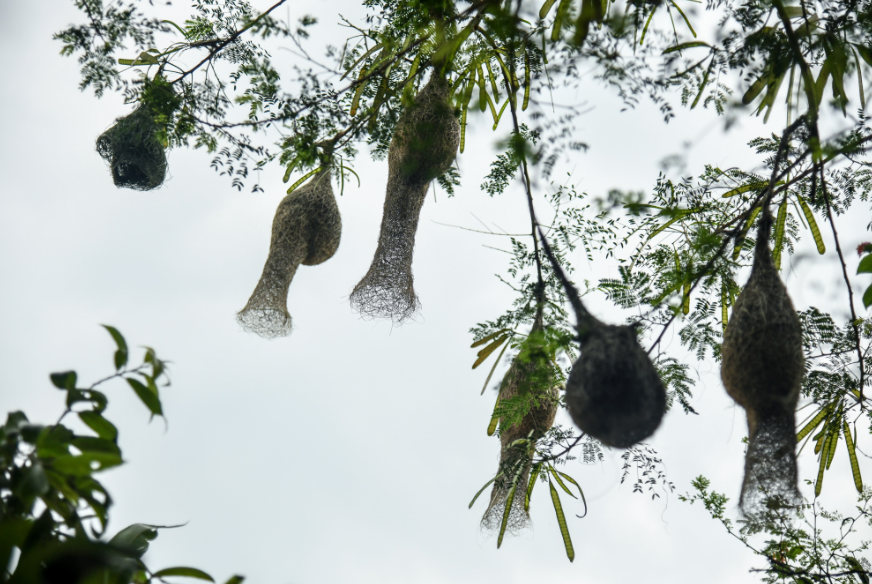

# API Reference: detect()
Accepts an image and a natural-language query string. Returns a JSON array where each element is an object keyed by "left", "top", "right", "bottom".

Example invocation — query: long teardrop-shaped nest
[
  {"left": 349, "top": 73, "right": 461, "bottom": 323},
  {"left": 721, "top": 208, "right": 804, "bottom": 513},
  {"left": 96, "top": 106, "right": 168, "bottom": 191},
  {"left": 237, "top": 170, "right": 341, "bottom": 338},
  {"left": 481, "top": 316, "right": 560, "bottom": 535}
]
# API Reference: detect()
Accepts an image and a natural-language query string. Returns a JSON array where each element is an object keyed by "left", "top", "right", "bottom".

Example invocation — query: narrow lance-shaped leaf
[
  {"left": 663, "top": 40, "right": 712, "bottom": 54},
  {"left": 340, "top": 42, "right": 383, "bottom": 81},
  {"left": 551, "top": 0, "right": 572, "bottom": 41},
  {"left": 487, "top": 396, "right": 500, "bottom": 436},
  {"left": 102, "top": 325, "right": 128, "bottom": 370},
  {"left": 844, "top": 420, "right": 863, "bottom": 492},
  {"left": 522, "top": 50, "right": 531, "bottom": 111},
  {"left": 692, "top": 59, "right": 714, "bottom": 109},
  {"left": 525, "top": 463, "right": 542, "bottom": 511},
  {"left": 471, "top": 329, "right": 510, "bottom": 348},
  {"left": 556, "top": 471, "right": 588, "bottom": 517},
  {"left": 349, "top": 68, "right": 368, "bottom": 116},
  {"left": 548, "top": 479, "right": 575, "bottom": 561},
  {"left": 798, "top": 196, "right": 825, "bottom": 254},
  {"left": 539, "top": 0, "right": 559, "bottom": 19},
  {"left": 772, "top": 198, "right": 788, "bottom": 269},
  {"left": 152, "top": 568, "right": 215, "bottom": 582}
]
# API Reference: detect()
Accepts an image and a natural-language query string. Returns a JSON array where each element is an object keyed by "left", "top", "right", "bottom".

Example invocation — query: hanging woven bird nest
[
  {"left": 481, "top": 314, "right": 560, "bottom": 534},
  {"left": 721, "top": 206, "right": 803, "bottom": 514},
  {"left": 349, "top": 72, "right": 461, "bottom": 323},
  {"left": 96, "top": 105, "right": 168, "bottom": 191},
  {"left": 237, "top": 169, "right": 341, "bottom": 338},
  {"left": 536, "top": 234, "right": 666, "bottom": 448}
]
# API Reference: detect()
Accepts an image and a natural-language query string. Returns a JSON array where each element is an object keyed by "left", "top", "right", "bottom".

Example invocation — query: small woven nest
[
  {"left": 564, "top": 321, "right": 667, "bottom": 448},
  {"left": 481, "top": 317, "right": 560, "bottom": 535},
  {"left": 96, "top": 106, "right": 168, "bottom": 191},
  {"left": 721, "top": 209, "right": 803, "bottom": 514},
  {"left": 349, "top": 72, "right": 461, "bottom": 323},
  {"left": 237, "top": 170, "right": 341, "bottom": 338}
]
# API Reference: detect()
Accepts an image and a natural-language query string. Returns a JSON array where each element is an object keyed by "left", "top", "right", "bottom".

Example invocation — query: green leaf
[
  {"left": 127, "top": 378, "right": 163, "bottom": 417},
  {"left": 855, "top": 44, "right": 872, "bottom": 68},
  {"left": 497, "top": 474, "right": 520, "bottom": 549},
  {"left": 469, "top": 474, "right": 499, "bottom": 509},
  {"left": 662, "top": 41, "right": 710, "bottom": 54},
  {"left": 733, "top": 207, "right": 762, "bottom": 260},
  {"left": 223, "top": 577, "right": 245, "bottom": 584},
  {"left": 102, "top": 325, "right": 128, "bottom": 370},
  {"left": 109, "top": 524, "right": 158, "bottom": 558},
  {"left": 19, "top": 463, "right": 49, "bottom": 498},
  {"left": 548, "top": 479, "right": 575, "bottom": 561},
  {"left": 471, "top": 329, "right": 511, "bottom": 348},
  {"left": 481, "top": 336, "right": 511, "bottom": 396},
  {"left": 539, "top": 0, "right": 559, "bottom": 19},
  {"left": 826, "top": 422, "right": 839, "bottom": 470},
  {"left": 78, "top": 412, "right": 118, "bottom": 441},
  {"left": 50, "top": 371, "right": 77, "bottom": 391},
  {"left": 152, "top": 568, "right": 215, "bottom": 582},
  {"left": 843, "top": 420, "right": 863, "bottom": 492},
  {"left": 721, "top": 181, "right": 781, "bottom": 198},
  {"left": 858, "top": 254, "right": 872, "bottom": 274},
  {"left": 487, "top": 396, "right": 500, "bottom": 436},
  {"left": 743, "top": 72, "right": 771, "bottom": 105},
  {"left": 863, "top": 284, "right": 872, "bottom": 309},
  {"left": 72, "top": 436, "right": 121, "bottom": 457}
]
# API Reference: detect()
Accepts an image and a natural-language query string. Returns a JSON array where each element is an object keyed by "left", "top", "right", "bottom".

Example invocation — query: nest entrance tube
[
  {"left": 96, "top": 106, "right": 168, "bottom": 191},
  {"left": 481, "top": 314, "right": 559, "bottom": 534},
  {"left": 534, "top": 226, "right": 667, "bottom": 448},
  {"left": 236, "top": 169, "right": 341, "bottom": 339},
  {"left": 350, "top": 73, "right": 460, "bottom": 323},
  {"left": 720, "top": 207, "right": 803, "bottom": 513}
]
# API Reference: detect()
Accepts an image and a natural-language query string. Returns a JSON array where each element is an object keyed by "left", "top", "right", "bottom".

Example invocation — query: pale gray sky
[{"left": 1, "top": 1, "right": 870, "bottom": 583}]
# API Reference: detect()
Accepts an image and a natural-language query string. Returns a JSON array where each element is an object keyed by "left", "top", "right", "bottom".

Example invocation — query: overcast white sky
[{"left": 1, "top": 1, "right": 871, "bottom": 583}]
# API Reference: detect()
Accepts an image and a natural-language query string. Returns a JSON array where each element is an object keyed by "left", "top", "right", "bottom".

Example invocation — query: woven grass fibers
[
  {"left": 349, "top": 73, "right": 460, "bottom": 323},
  {"left": 721, "top": 209, "right": 803, "bottom": 513},
  {"left": 96, "top": 106, "right": 168, "bottom": 191},
  {"left": 564, "top": 321, "right": 667, "bottom": 448},
  {"left": 481, "top": 319, "right": 560, "bottom": 534},
  {"left": 237, "top": 170, "right": 341, "bottom": 338}
]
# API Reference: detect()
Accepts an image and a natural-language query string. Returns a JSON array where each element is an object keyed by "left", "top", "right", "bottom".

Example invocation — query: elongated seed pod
[
  {"left": 481, "top": 313, "right": 559, "bottom": 535},
  {"left": 96, "top": 106, "right": 168, "bottom": 191},
  {"left": 237, "top": 170, "right": 341, "bottom": 338},
  {"left": 721, "top": 207, "right": 803, "bottom": 513},
  {"left": 349, "top": 72, "right": 461, "bottom": 323}
]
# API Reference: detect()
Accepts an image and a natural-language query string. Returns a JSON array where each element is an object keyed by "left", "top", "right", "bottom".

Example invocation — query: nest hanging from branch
[
  {"left": 96, "top": 106, "right": 168, "bottom": 191},
  {"left": 481, "top": 313, "right": 560, "bottom": 534},
  {"left": 237, "top": 169, "right": 341, "bottom": 338},
  {"left": 537, "top": 232, "right": 667, "bottom": 448},
  {"left": 349, "top": 72, "right": 461, "bottom": 323},
  {"left": 721, "top": 206, "right": 803, "bottom": 513}
]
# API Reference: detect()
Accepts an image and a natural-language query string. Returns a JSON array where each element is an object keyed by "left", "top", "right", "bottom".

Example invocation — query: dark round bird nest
[
  {"left": 349, "top": 73, "right": 461, "bottom": 323},
  {"left": 237, "top": 170, "right": 341, "bottom": 338},
  {"left": 481, "top": 318, "right": 560, "bottom": 534},
  {"left": 721, "top": 209, "right": 803, "bottom": 513},
  {"left": 96, "top": 106, "right": 168, "bottom": 191},
  {"left": 564, "top": 322, "right": 667, "bottom": 448}
]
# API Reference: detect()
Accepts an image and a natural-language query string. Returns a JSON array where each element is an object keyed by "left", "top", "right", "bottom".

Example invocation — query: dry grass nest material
[
  {"left": 481, "top": 319, "right": 560, "bottom": 534},
  {"left": 349, "top": 73, "right": 461, "bottom": 323},
  {"left": 96, "top": 106, "right": 168, "bottom": 191},
  {"left": 237, "top": 169, "right": 341, "bottom": 338},
  {"left": 721, "top": 208, "right": 803, "bottom": 513}
]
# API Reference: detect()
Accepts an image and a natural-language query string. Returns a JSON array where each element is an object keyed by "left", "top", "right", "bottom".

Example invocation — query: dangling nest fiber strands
[
  {"left": 96, "top": 106, "right": 168, "bottom": 191},
  {"left": 237, "top": 169, "right": 341, "bottom": 339},
  {"left": 349, "top": 73, "right": 461, "bottom": 323},
  {"left": 539, "top": 237, "right": 667, "bottom": 448},
  {"left": 721, "top": 205, "right": 803, "bottom": 513},
  {"left": 481, "top": 314, "right": 560, "bottom": 534}
]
